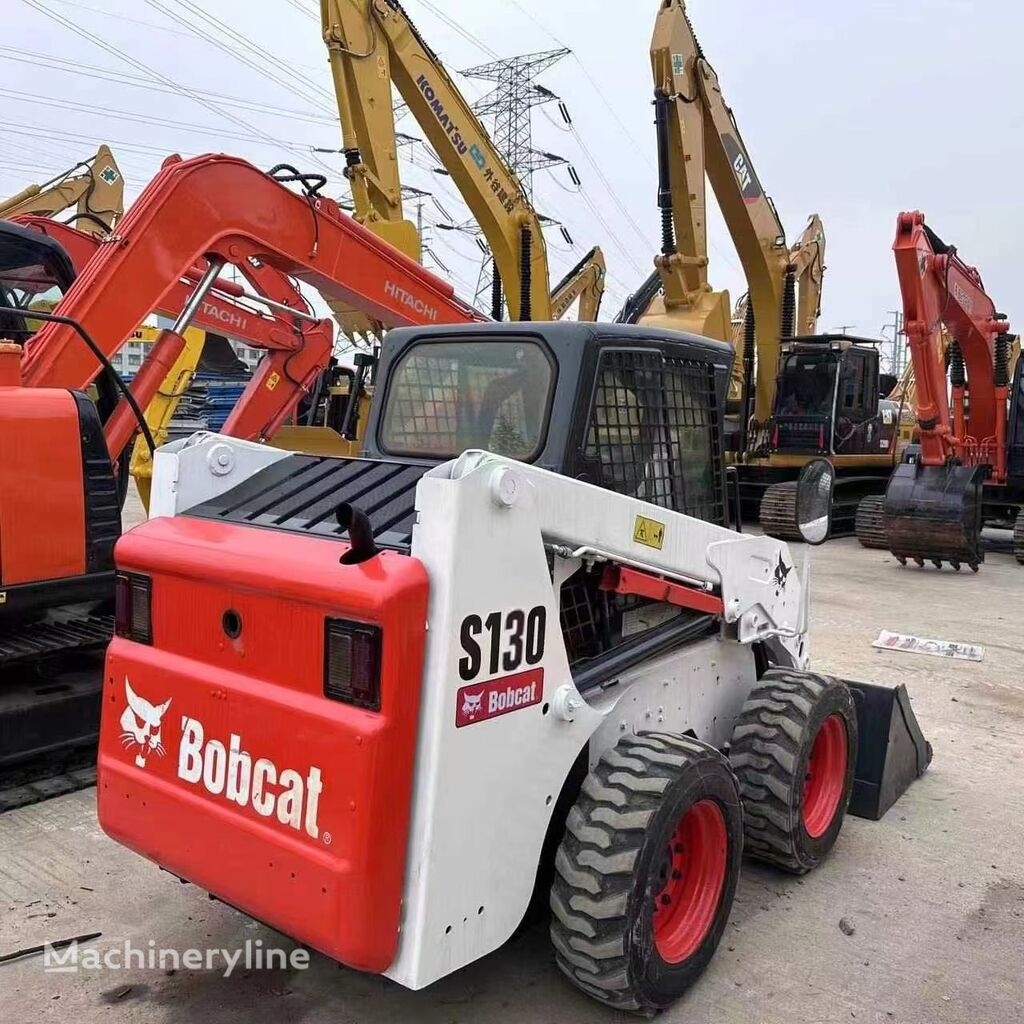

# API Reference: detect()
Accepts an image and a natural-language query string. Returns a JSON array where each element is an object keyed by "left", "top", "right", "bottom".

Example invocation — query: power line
[
  {"left": 0, "top": 47, "right": 338, "bottom": 125},
  {"left": 0, "top": 88, "right": 322, "bottom": 151},
  {"left": 141, "top": 0, "right": 335, "bottom": 111},
  {"left": 21, "top": 0, "right": 340, "bottom": 182}
]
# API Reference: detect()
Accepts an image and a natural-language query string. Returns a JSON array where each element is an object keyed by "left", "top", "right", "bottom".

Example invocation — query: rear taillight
[
  {"left": 115, "top": 572, "right": 153, "bottom": 644},
  {"left": 324, "top": 618, "right": 382, "bottom": 711}
]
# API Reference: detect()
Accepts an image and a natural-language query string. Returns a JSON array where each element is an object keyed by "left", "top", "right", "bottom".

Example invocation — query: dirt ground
[{"left": 2, "top": 501, "right": 1022, "bottom": 1023}]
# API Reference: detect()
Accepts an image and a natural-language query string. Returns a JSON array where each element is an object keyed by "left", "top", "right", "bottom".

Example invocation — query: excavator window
[
  {"left": 0, "top": 227, "right": 73, "bottom": 342},
  {"left": 379, "top": 338, "right": 554, "bottom": 460},
  {"left": 0, "top": 264, "right": 69, "bottom": 342},
  {"left": 583, "top": 349, "right": 724, "bottom": 525},
  {"left": 775, "top": 352, "right": 837, "bottom": 418}
]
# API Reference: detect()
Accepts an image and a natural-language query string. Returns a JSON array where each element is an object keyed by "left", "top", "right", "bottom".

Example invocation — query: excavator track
[
  {"left": 759, "top": 482, "right": 801, "bottom": 541},
  {"left": 855, "top": 495, "right": 889, "bottom": 549},
  {"left": 0, "top": 614, "right": 112, "bottom": 665},
  {"left": 0, "top": 746, "right": 96, "bottom": 813},
  {"left": 1014, "top": 509, "right": 1024, "bottom": 566}
]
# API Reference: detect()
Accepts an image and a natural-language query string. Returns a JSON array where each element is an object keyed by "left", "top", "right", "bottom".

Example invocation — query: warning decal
[{"left": 633, "top": 515, "right": 665, "bottom": 550}]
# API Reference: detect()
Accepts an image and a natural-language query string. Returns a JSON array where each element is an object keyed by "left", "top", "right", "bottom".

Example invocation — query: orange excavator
[
  {"left": 0, "top": 153, "right": 482, "bottom": 766},
  {"left": 857, "top": 212, "right": 1024, "bottom": 570}
]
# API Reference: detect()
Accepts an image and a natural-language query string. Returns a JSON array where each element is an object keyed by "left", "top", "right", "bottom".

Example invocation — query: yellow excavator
[
  {"left": 632, "top": 0, "right": 903, "bottom": 537},
  {"left": 622, "top": 6, "right": 826, "bottom": 404},
  {"left": 320, "top": 0, "right": 605, "bottom": 326},
  {"left": 0, "top": 146, "right": 124, "bottom": 237}
]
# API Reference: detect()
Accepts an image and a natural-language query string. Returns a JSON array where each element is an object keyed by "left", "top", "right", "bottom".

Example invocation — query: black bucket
[
  {"left": 845, "top": 680, "right": 933, "bottom": 820},
  {"left": 884, "top": 461, "right": 986, "bottom": 568}
]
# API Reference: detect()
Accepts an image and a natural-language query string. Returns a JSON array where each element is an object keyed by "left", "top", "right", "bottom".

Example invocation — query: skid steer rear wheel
[
  {"left": 1013, "top": 508, "right": 1024, "bottom": 566},
  {"left": 730, "top": 669, "right": 857, "bottom": 874},
  {"left": 549, "top": 732, "right": 743, "bottom": 1014}
]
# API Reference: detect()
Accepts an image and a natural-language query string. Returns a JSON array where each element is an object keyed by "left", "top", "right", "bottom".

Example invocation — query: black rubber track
[
  {"left": 854, "top": 494, "right": 888, "bottom": 549},
  {"left": 549, "top": 732, "right": 742, "bottom": 1013},
  {"left": 0, "top": 746, "right": 96, "bottom": 813},
  {"left": 730, "top": 669, "right": 857, "bottom": 874}
]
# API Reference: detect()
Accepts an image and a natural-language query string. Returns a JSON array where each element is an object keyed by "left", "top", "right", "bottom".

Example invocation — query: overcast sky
[{"left": 5, "top": 0, "right": 1023, "bottom": 350}]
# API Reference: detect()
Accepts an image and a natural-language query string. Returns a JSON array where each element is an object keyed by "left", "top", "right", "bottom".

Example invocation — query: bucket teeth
[
  {"left": 913, "top": 557, "right": 925, "bottom": 568},
  {"left": 951, "top": 561, "right": 961, "bottom": 572}
]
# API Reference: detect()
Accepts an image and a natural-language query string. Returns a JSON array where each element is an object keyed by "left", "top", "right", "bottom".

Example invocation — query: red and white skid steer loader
[{"left": 98, "top": 322, "right": 930, "bottom": 1013}]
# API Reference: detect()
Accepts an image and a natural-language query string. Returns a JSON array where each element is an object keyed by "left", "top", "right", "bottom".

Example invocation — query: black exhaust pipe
[{"left": 337, "top": 503, "right": 379, "bottom": 565}]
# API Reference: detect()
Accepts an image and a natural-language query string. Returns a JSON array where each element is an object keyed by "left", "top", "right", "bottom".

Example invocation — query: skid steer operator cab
[
  {"left": 368, "top": 321, "right": 733, "bottom": 523},
  {"left": 103, "top": 320, "right": 930, "bottom": 1015},
  {"left": 767, "top": 335, "right": 899, "bottom": 457}
]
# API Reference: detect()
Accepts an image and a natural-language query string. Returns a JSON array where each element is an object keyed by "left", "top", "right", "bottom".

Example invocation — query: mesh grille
[{"left": 584, "top": 350, "right": 724, "bottom": 524}]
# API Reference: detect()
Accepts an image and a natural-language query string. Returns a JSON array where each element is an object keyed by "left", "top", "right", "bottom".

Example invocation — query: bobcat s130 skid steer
[{"left": 97, "top": 322, "right": 930, "bottom": 1013}]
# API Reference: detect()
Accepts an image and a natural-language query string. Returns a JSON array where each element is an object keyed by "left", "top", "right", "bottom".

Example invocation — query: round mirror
[{"left": 795, "top": 458, "right": 835, "bottom": 545}]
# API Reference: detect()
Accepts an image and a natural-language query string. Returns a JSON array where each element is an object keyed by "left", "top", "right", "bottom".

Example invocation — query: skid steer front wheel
[
  {"left": 730, "top": 669, "right": 857, "bottom": 874},
  {"left": 549, "top": 733, "right": 743, "bottom": 1013}
]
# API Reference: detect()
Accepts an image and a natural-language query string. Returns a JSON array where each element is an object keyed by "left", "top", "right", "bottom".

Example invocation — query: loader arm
[
  {"left": 21, "top": 154, "right": 482, "bottom": 458},
  {"left": 549, "top": 246, "right": 606, "bottom": 321},
  {"left": 321, "top": 0, "right": 552, "bottom": 321},
  {"left": 0, "top": 146, "right": 124, "bottom": 238}
]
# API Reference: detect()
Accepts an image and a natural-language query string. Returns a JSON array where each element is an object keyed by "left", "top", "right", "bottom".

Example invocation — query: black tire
[
  {"left": 549, "top": 732, "right": 743, "bottom": 1014},
  {"left": 730, "top": 669, "right": 857, "bottom": 874},
  {"left": 854, "top": 494, "right": 888, "bottom": 549},
  {"left": 1013, "top": 508, "right": 1024, "bottom": 566}
]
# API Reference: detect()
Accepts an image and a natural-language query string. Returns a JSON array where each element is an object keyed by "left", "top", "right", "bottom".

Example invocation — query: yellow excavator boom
[
  {"left": 322, "top": 0, "right": 589, "bottom": 322},
  {"left": 549, "top": 246, "right": 606, "bottom": 321},
  {"left": 639, "top": 1, "right": 732, "bottom": 341},
  {"left": 0, "top": 146, "right": 124, "bottom": 237}
]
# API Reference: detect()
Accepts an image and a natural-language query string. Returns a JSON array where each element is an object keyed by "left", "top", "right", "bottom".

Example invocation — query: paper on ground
[{"left": 872, "top": 630, "right": 984, "bottom": 662}]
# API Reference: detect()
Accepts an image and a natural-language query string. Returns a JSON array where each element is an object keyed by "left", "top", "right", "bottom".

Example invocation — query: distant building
[{"left": 109, "top": 328, "right": 261, "bottom": 377}]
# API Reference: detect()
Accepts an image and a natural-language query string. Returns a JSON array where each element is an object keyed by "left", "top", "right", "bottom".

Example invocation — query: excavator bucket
[
  {"left": 846, "top": 680, "right": 933, "bottom": 820},
  {"left": 883, "top": 460, "right": 987, "bottom": 570}
]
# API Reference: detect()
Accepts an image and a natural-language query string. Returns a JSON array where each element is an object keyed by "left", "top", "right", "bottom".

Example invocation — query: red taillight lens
[
  {"left": 324, "top": 618, "right": 382, "bottom": 711},
  {"left": 115, "top": 572, "right": 153, "bottom": 644}
]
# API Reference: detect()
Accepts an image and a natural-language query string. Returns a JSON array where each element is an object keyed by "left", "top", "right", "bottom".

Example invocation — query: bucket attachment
[
  {"left": 845, "top": 680, "right": 933, "bottom": 820},
  {"left": 883, "top": 461, "right": 986, "bottom": 570}
]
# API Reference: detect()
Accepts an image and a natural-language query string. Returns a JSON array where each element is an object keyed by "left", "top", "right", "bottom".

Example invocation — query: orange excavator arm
[
  {"left": 894, "top": 211, "right": 1010, "bottom": 475},
  {"left": 15, "top": 215, "right": 296, "bottom": 351},
  {"left": 23, "top": 154, "right": 483, "bottom": 458}
]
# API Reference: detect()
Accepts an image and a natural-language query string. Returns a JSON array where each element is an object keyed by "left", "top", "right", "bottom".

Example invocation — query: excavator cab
[
  {"left": 767, "top": 336, "right": 894, "bottom": 457},
  {"left": 0, "top": 220, "right": 76, "bottom": 340}
]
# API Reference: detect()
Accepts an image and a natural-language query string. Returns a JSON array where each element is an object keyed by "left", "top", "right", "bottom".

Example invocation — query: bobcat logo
[
  {"left": 461, "top": 691, "right": 483, "bottom": 719},
  {"left": 119, "top": 679, "right": 171, "bottom": 768}
]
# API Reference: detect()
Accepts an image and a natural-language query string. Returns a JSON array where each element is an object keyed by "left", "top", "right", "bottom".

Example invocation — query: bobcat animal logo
[
  {"left": 461, "top": 691, "right": 483, "bottom": 719},
  {"left": 120, "top": 678, "right": 171, "bottom": 768}
]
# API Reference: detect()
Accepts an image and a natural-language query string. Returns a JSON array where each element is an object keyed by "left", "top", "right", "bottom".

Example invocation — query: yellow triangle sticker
[{"left": 633, "top": 515, "right": 665, "bottom": 551}]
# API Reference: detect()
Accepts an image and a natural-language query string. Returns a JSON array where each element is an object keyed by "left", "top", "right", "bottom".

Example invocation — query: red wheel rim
[
  {"left": 652, "top": 799, "right": 728, "bottom": 964},
  {"left": 802, "top": 714, "right": 849, "bottom": 838}
]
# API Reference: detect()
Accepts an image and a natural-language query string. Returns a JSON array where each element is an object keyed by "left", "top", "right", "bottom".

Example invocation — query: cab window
[{"left": 380, "top": 339, "right": 554, "bottom": 460}]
